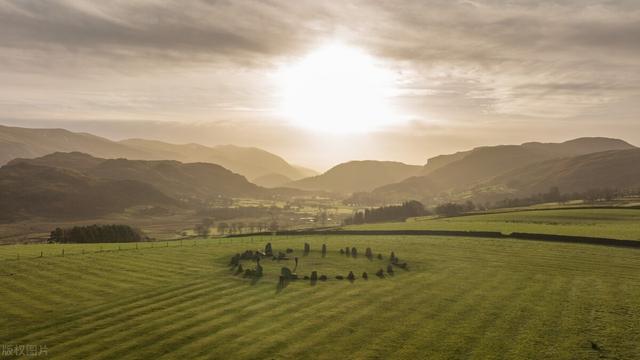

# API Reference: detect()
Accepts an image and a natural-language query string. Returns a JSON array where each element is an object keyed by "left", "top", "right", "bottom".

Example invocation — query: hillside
[
  {"left": 0, "top": 124, "right": 147, "bottom": 165},
  {"left": 375, "top": 137, "right": 637, "bottom": 202},
  {"left": 0, "top": 162, "right": 175, "bottom": 220},
  {"left": 119, "top": 139, "right": 309, "bottom": 180},
  {"left": 252, "top": 173, "right": 293, "bottom": 188},
  {"left": 485, "top": 148, "right": 640, "bottom": 196},
  {"left": 421, "top": 137, "right": 634, "bottom": 176},
  {"left": 0, "top": 124, "right": 311, "bottom": 180},
  {"left": 288, "top": 160, "right": 422, "bottom": 193},
  {"left": 9, "top": 152, "right": 266, "bottom": 201}
]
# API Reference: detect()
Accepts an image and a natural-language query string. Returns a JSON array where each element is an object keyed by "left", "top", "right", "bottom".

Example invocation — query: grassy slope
[
  {"left": 346, "top": 208, "right": 640, "bottom": 240},
  {"left": 1, "top": 235, "right": 640, "bottom": 359}
]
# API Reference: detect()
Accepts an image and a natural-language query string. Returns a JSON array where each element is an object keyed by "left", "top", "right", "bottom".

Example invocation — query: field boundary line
[{"left": 226, "top": 230, "right": 640, "bottom": 249}]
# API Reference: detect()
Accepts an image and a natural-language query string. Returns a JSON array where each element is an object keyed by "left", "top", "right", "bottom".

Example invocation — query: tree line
[
  {"left": 492, "top": 187, "right": 638, "bottom": 209},
  {"left": 48, "top": 224, "right": 145, "bottom": 243},
  {"left": 433, "top": 187, "right": 640, "bottom": 217},
  {"left": 343, "top": 201, "right": 428, "bottom": 225},
  {"left": 194, "top": 218, "right": 280, "bottom": 236}
]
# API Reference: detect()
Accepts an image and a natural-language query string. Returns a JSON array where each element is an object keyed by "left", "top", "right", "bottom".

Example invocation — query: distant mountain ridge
[
  {"left": 0, "top": 124, "right": 315, "bottom": 181},
  {"left": 485, "top": 148, "right": 640, "bottom": 196},
  {"left": 287, "top": 160, "right": 423, "bottom": 193},
  {"left": 374, "top": 137, "right": 637, "bottom": 202},
  {"left": 119, "top": 138, "right": 314, "bottom": 180}
]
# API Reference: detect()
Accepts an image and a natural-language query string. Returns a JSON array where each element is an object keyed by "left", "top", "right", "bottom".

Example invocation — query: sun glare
[{"left": 277, "top": 43, "right": 400, "bottom": 133}]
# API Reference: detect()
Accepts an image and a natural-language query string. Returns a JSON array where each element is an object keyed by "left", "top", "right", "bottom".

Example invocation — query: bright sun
[{"left": 277, "top": 43, "right": 400, "bottom": 133}]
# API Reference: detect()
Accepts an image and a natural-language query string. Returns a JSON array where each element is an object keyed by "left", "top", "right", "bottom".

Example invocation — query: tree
[
  {"left": 217, "top": 222, "right": 229, "bottom": 235},
  {"left": 434, "top": 202, "right": 465, "bottom": 217},
  {"left": 269, "top": 221, "right": 279, "bottom": 233},
  {"left": 236, "top": 222, "right": 245, "bottom": 234},
  {"left": 195, "top": 221, "right": 211, "bottom": 237}
]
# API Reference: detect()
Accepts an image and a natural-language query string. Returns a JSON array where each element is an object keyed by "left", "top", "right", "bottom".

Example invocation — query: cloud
[{"left": 1, "top": 0, "right": 639, "bottom": 166}]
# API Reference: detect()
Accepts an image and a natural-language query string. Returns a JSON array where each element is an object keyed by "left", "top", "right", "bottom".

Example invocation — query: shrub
[
  {"left": 351, "top": 247, "right": 358, "bottom": 258},
  {"left": 362, "top": 272, "right": 368, "bottom": 280},
  {"left": 319, "top": 275, "right": 328, "bottom": 281},
  {"left": 286, "top": 248, "right": 294, "bottom": 253},
  {"left": 365, "top": 247, "right": 373, "bottom": 259},
  {"left": 336, "top": 275, "right": 344, "bottom": 280},
  {"left": 347, "top": 271, "right": 356, "bottom": 281},
  {"left": 303, "top": 276, "right": 310, "bottom": 280},
  {"left": 376, "top": 269, "right": 384, "bottom": 278},
  {"left": 377, "top": 253, "right": 383, "bottom": 260}
]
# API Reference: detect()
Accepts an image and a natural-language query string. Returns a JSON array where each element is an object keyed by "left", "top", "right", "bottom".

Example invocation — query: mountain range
[
  {"left": 0, "top": 124, "right": 316, "bottom": 181},
  {"left": 2, "top": 124, "right": 639, "bottom": 219},
  {"left": 372, "top": 137, "right": 637, "bottom": 203},
  {"left": 2, "top": 152, "right": 273, "bottom": 220}
]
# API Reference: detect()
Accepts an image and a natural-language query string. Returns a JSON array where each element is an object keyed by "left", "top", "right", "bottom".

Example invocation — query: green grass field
[
  {"left": 346, "top": 208, "right": 640, "bottom": 240},
  {"left": 2, "top": 234, "right": 640, "bottom": 359}
]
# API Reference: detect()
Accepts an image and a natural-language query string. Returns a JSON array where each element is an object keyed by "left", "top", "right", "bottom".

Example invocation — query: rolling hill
[
  {"left": 8, "top": 152, "right": 267, "bottom": 201},
  {"left": 485, "top": 148, "right": 640, "bottom": 196},
  {"left": 252, "top": 173, "right": 294, "bottom": 188},
  {"left": 0, "top": 124, "right": 312, "bottom": 180},
  {"left": 288, "top": 160, "right": 422, "bottom": 193},
  {"left": 0, "top": 162, "right": 176, "bottom": 221},
  {"left": 374, "top": 137, "right": 637, "bottom": 202},
  {"left": 119, "top": 139, "right": 311, "bottom": 180}
]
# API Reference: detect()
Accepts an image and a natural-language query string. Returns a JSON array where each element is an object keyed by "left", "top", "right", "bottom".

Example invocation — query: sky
[{"left": 1, "top": 0, "right": 639, "bottom": 170}]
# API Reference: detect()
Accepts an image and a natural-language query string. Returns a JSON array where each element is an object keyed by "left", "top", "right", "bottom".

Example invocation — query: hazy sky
[{"left": 1, "top": 0, "right": 639, "bottom": 170}]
